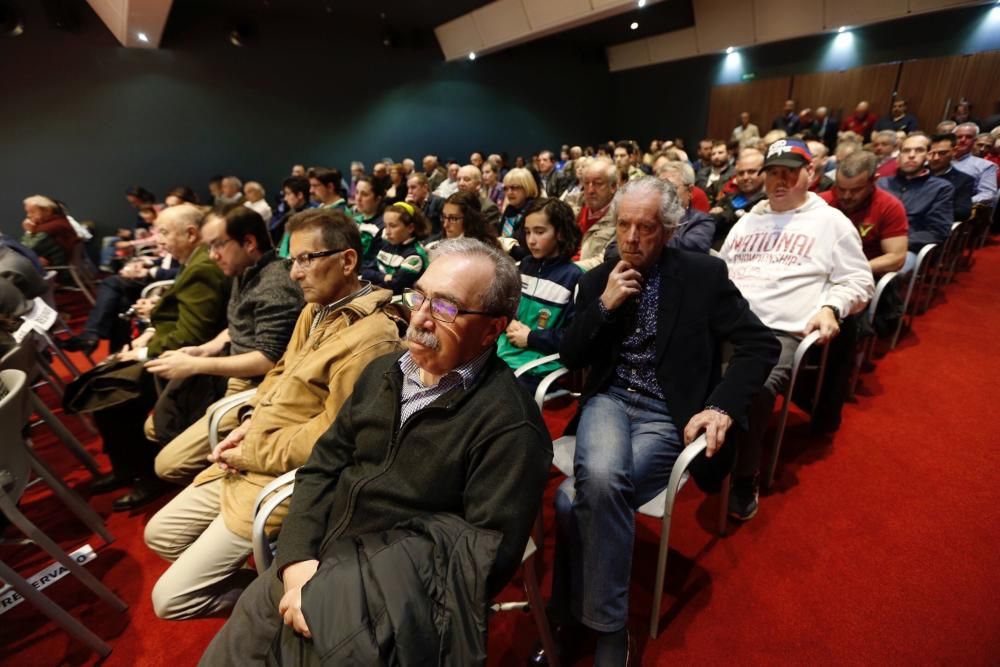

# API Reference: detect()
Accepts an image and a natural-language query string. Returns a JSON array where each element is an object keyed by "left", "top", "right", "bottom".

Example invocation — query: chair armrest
[
  {"left": 207, "top": 388, "right": 258, "bottom": 449},
  {"left": 868, "top": 272, "right": 898, "bottom": 325},
  {"left": 141, "top": 280, "right": 175, "bottom": 299},
  {"left": 251, "top": 471, "right": 298, "bottom": 575},
  {"left": 513, "top": 353, "right": 561, "bottom": 378},
  {"left": 533, "top": 368, "right": 570, "bottom": 410}
]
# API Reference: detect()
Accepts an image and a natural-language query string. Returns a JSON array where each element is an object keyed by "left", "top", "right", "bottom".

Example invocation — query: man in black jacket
[
  {"left": 199, "top": 238, "right": 552, "bottom": 666},
  {"left": 547, "top": 177, "right": 778, "bottom": 666}
]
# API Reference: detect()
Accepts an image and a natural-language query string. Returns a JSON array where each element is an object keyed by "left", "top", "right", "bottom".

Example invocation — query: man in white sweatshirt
[{"left": 719, "top": 138, "right": 874, "bottom": 521}]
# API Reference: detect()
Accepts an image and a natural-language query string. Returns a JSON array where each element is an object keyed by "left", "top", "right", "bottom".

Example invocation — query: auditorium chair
[
  {"left": 0, "top": 369, "right": 126, "bottom": 658},
  {"left": 524, "top": 354, "right": 728, "bottom": 639}
]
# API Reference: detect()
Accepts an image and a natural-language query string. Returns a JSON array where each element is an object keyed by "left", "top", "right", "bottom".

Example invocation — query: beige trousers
[
  {"left": 152, "top": 377, "right": 255, "bottom": 484},
  {"left": 144, "top": 477, "right": 257, "bottom": 619}
]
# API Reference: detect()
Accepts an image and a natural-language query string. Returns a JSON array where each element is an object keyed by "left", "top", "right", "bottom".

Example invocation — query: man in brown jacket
[{"left": 143, "top": 209, "right": 404, "bottom": 620}]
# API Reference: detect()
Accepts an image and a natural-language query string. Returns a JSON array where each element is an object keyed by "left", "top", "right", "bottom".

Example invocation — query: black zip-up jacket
[
  {"left": 270, "top": 513, "right": 501, "bottom": 666},
  {"left": 273, "top": 350, "right": 552, "bottom": 596}
]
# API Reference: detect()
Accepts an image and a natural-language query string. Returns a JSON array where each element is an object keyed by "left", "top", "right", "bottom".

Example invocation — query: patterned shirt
[
  {"left": 397, "top": 347, "right": 492, "bottom": 429},
  {"left": 309, "top": 281, "right": 374, "bottom": 335},
  {"left": 612, "top": 269, "right": 664, "bottom": 399}
]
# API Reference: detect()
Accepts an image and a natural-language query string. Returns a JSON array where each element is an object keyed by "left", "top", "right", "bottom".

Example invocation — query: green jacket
[{"left": 147, "top": 244, "right": 229, "bottom": 357}]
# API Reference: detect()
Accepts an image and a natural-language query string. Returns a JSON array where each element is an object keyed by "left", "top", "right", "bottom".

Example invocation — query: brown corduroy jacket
[{"left": 193, "top": 287, "right": 404, "bottom": 539}]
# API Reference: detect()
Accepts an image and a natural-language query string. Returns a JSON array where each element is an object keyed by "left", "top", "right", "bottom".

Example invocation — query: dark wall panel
[{"left": 0, "top": 2, "right": 610, "bottom": 236}]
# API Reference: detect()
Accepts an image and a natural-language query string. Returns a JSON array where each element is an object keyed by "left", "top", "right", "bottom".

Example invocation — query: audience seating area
[{"left": 2, "top": 100, "right": 999, "bottom": 664}]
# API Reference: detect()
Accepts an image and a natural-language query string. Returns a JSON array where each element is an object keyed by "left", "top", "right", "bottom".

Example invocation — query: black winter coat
[{"left": 267, "top": 514, "right": 501, "bottom": 667}]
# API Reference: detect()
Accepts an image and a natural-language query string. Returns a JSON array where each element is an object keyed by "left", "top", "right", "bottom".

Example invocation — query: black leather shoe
[
  {"left": 89, "top": 473, "right": 129, "bottom": 495},
  {"left": 61, "top": 335, "right": 99, "bottom": 356},
  {"left": 530, "top": 622, "right": 585, "bottom": 666},
  {"left": 111, "top": 479, "right": 168, "bottom": 512}
]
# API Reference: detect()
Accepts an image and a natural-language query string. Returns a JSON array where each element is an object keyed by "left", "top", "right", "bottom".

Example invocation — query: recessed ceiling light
[
  {"left": 638, "top": 0, "right": 646, "bottom": 7},
  {"left": 837, "top": 26, "right": 846, "bottom": 33},
  {"left": 468, "top": 52, "right": 476, "bottom": 61},
  {"left": 137, "top": 32, "right": 149, "bottom": 42},
  {"left": 726, "top": 46, "right": 734, "bottom": 54},
  {"left": 630, "top": 21, "right": 639, "bottom": 30}
]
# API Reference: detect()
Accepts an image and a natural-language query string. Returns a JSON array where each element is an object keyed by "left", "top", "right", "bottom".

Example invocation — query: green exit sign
[{"left": 741, "top": 72, "right": 756, "bottom": 81}]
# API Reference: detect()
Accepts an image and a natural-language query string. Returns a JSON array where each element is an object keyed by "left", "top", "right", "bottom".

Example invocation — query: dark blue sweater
[{"left": 877, "top": 172, "right": 954, "bottom": 250}]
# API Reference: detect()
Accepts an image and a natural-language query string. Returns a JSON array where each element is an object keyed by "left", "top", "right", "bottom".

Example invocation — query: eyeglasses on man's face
[
  {"left": 287, "top": 248, "right": 345, "bottom": 270},
  {"left": 402, "top": 288, "right": 497, "bottom": 323},
  {"left": 207, "top": 237, "right": 237, "bottom": 253}
]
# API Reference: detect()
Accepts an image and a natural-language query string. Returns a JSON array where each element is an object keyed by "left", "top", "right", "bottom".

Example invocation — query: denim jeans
[{"left": 552, "top": 386, "right": 683, "bottom": 632}]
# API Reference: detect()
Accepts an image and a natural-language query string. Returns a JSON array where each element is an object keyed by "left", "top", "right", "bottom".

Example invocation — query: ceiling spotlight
[
  {"left": 837, "top": 26, "right": 846, "bottom": 33},
  {"left": 638, "top": 0, "right": 646, "bottom": 7},
  {"left": 726, "top": 46, "right": 734, "bottom": 54},
  {"left": 468, "top": 52, "right": 476, "bottom": 61},
  {"left": 137, "top": 32, "right": 149, "bottom": 43},
  {"left": 630, "top": 21, "right": 639, "bottom": 30}
]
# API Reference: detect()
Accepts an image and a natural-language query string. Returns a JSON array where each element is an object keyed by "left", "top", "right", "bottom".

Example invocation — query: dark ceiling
[{"left": 165, "top": 0, "right": 695, "bottom": 58}]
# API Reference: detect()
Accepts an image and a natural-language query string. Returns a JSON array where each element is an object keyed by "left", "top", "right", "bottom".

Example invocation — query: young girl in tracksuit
[
  {"left": 364, "top": 202, "right": 430, "bottom": 295},
  {"left": 497, "top": 197, "right": 584, "bottom": 390}
]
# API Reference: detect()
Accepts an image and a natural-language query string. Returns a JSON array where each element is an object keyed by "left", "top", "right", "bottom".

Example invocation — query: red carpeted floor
[{"left": 2, "top": 246, "right": 999, "bottom": 666}]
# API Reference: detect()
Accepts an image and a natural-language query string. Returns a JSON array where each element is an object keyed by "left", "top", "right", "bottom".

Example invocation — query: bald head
[{"left": 457, "top": 165, "right": 483, "bottom": 194}]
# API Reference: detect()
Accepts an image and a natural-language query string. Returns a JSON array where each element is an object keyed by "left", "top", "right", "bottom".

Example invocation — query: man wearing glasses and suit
[
  {"left": 198, "top": 237, "right": 552, "bottom": 665},
  {"left": 144, "top": 208, "right": 405, "bottom": 621}
]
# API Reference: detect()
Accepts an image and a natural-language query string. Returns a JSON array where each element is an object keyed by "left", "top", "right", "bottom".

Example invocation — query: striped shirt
[{"left": 309, "top": 281, "right": 374, "bottom": 335}]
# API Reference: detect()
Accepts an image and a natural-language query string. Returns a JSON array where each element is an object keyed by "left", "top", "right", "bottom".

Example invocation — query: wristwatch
[{"left": 821, "top": 304, "right": 842, "bottom": 321}]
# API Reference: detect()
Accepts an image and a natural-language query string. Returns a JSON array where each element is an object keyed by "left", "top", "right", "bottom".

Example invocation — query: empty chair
[
  {"left": 0, "top": 339, "right": 101, "bottom": 476},
  {"left": 0, "top": 369, "right": 126, "bottom": 658}
]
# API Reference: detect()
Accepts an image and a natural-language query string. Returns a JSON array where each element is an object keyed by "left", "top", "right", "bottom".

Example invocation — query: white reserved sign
[
  {"left": 12, "top": 297, "right": 58, "bottom": 343},
  {"left": 0, "top": 543, "right": 97, "bottom": 615}
]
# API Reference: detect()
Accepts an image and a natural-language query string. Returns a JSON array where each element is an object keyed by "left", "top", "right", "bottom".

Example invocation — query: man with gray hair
[
  {"left": 543, "top": 177, "right": 779, "bottom": 665},
  {"left": 656, "top": 160, "right": 716, "bottom": 252},
  {"left": 872, "top": 130, "right": 900, "bottom": 178},
  {"left": 952, "top": 122, "right": 999, "bottom": 205},
  {"left": 199, "top": 237, "right": 552, "bottom": 666},
  {"left": 216, "top": 176, "right": 244, "bottom": 207},
  {"left": 455, "top": 164, "right": 500, "bottom": 229}
]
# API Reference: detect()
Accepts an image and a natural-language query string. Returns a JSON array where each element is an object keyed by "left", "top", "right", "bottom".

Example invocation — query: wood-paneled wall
[
  {"left": 706, "top": 49, "right": 999, "bottom": 144},
  {"left": 897, "top": 51, "right": 1000, "bottom": 132},
  {"left": 794, "top": 63, "right": 901, "bottom": 120},
  {"left": 706, "top": 77, "right": 792, "bottom": 142}
]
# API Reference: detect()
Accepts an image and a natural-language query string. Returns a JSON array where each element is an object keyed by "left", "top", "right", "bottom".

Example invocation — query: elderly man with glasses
[
  {"left": 199, "top": 237, "right": 551, "bottom": 665},
  {"left": 144, "top": 208, "right": 405, "bottom": 621}
]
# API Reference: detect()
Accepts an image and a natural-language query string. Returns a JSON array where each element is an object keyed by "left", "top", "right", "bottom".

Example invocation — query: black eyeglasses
[
  {"left": 402, "top": 288, "right": 498, "bottom": 323},
  {"left": 441, "top": 214, "right": 464, "bottom": 224},
  {"left": 287, "top": 248, "right": 345, "bottom": 269}
]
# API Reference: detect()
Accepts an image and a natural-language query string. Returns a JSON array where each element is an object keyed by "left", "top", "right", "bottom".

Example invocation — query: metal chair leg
[
  {"left": 0, "top": 559, "right": 112, "bottom": 657},
  {"left": 25, "top": 444, "right": 114, "bottom": 545},
  {"left": 30, "top": 394, "right": 101, "bottom": 477},
  {"left": 522, "top": 554, "right": 560, "bottom": 667},
  {"left": 0, "top": 491, "right": 127, "bottom": 613}
]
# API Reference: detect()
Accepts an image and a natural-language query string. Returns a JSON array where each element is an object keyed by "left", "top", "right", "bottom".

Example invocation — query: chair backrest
[
  {"left": 0, "top": 339, "right": 36, "bottom": 378},
  {"left": 0, "top": 369, "right": 32, "bottom": 504}
]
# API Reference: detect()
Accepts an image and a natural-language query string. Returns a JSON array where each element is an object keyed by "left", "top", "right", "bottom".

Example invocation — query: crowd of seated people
[{"left": 10, "top": 102, "right": 1000, "bottom": 666}]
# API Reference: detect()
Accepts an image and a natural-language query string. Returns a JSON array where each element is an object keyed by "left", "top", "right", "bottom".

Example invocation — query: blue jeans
[{"left": 553, "top": 387, "right": 683, "bottom": 631}]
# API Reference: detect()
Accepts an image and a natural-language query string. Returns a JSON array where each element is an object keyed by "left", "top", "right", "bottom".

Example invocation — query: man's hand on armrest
[
  {"left": 278, "top": 559, "right": 320, "bottom": 638},
  {"left": 683, "top": 407, "right": 733, "bottom": 458},
  {"left": 803, "top": 306, "right": 841, "bottom": 343}
]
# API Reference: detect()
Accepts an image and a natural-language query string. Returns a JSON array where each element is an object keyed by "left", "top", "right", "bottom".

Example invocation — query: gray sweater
[{"left": 227, "top": 250, "right": 303, "bottom": 361}]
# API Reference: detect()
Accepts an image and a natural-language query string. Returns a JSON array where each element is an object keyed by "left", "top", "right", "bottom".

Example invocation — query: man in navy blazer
[{"left": 544, "top": 177, "right": 778, "bottom": 665}]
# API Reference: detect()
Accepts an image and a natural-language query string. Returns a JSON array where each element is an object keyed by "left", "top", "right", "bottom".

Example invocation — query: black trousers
[
  {"left": 90, "top": 368, "right": 161, "bottom": 481},
  {"left": 198, "top": 566, "right": 285, "bottom": 667},
  {"left": 83, "top": 275, "right": 145, "bottom": 350}
]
